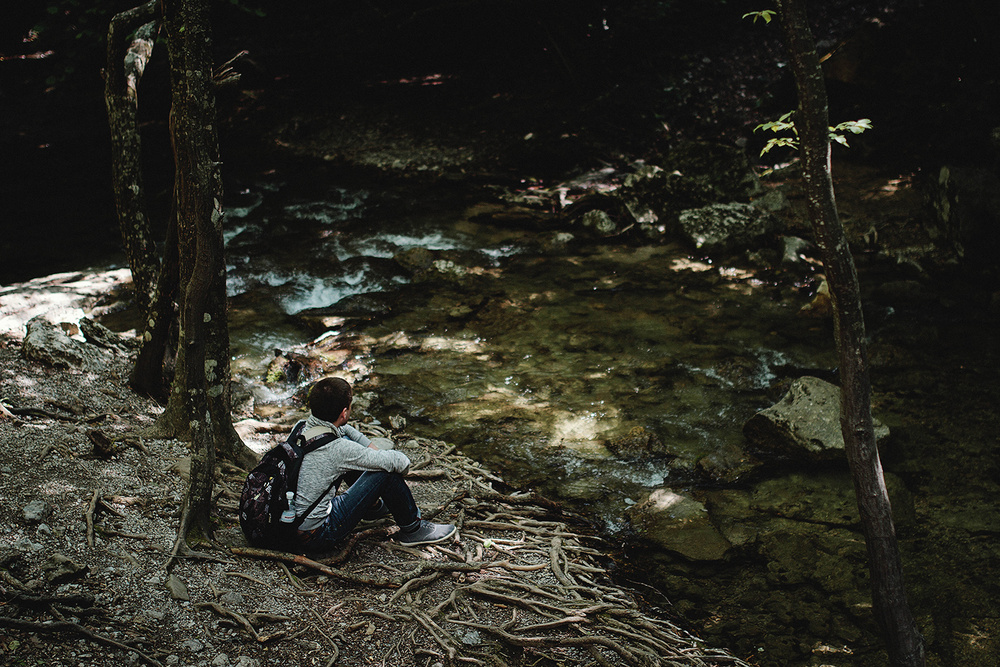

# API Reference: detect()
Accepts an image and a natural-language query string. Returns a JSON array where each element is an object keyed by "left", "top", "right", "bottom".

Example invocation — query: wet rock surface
[{"left": 743, "top": 375, "right": 890, "bottom": 462}]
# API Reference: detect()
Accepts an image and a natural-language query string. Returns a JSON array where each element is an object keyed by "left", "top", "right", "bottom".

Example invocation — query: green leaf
[
  {"left": 757, "top": 111, "right": 873, "bottom": 155},
  {"left": 742, "top": 10, "right": 776, "bottom": 24},
  {"left": 760, "top": 136, "right": 798, "bottom": 156}
]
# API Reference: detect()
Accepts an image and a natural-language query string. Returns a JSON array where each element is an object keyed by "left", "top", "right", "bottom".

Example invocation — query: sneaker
[{"left": 395, "top": 520, "right": 457, "bottom": 547}]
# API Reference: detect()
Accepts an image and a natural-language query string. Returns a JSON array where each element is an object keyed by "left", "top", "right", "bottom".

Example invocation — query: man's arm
[
  {"left": 336, "top": 438, "right": 410, "bottom": 475},
  {"left": 340, "top": 424, "right": 373, "bottom": 449}
]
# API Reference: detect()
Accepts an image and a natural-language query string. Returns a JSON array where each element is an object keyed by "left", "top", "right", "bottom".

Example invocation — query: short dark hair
[{"left": 309, "top": 377, "right": 353, "bottom": 422}]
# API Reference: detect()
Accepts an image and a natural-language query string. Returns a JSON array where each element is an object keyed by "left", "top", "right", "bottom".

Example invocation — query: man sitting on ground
[{"left": 292, "top": 376, "right": 457, "bottom": 552}]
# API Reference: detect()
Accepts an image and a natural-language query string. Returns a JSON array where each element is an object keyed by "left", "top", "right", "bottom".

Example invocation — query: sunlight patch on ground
[
  {"left": 863, "top": 174, "right": 913, "bottom": 200},
  {"left": 670, "top": 258, "right": 714, "bottom": 272},
  {"left": 0, "top": 269, "right": 132, "bottom": 339},
  {"left": 5, "top": 374, "right": 40, "bottom": 391},
  {"left": 38, "top": 480, "right": 78, "bottom": 496}
]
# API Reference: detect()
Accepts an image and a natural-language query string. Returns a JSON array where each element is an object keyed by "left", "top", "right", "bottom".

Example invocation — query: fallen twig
[
  {"left": 319, "top": 526, "right": 390, "bottom": 566},
  {"left": 196, "top": 601, "right": 259, "bottom": 639},
  {"left": 230, "top": 546, "right": 399, "bottom": 588},
  {"left": 453, "top": 619, "right": 640, "bottom": 665},
  {"left": 86, "top": 490, "right": 99, "bottom": 548}
]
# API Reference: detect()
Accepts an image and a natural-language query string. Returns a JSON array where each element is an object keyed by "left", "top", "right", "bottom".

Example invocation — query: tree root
[
  {"left": 0, "top": 596, "right": 163, "bottom": 667},
  {"left": 230, "top": 547, "right": 401, "bottom": 588},
  {"left": 220, "top": 431, "right": 753, "bottom": 667}
]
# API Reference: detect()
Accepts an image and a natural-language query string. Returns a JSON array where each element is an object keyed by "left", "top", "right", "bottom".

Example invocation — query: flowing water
[
  {"left": 220, "top": 169, "right": 999, "bottom": 666},
  {"left": 224, "top": 172, "right": 832, "bottom": 509}
]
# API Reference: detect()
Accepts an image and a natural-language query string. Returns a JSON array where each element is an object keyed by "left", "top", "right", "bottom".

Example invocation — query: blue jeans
[{"left": 296, "top": 471, "right": 420, "bottom": 553}]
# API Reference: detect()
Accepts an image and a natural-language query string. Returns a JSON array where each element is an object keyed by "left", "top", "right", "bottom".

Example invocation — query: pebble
[
  {"left": 14, "top": 536, "right": 43, "bottom": 552},
  {"left": 181, "top": 639, "right": 204, "bottom": 652},
  {"left": 23, "top": 499, "right": 49, "bottom": 522},
  {"left": 166, "top": 574, "right": 190, "bottom": 601},
  {"left": 220, "top": 591, "right": 243, "bottom": 606}
]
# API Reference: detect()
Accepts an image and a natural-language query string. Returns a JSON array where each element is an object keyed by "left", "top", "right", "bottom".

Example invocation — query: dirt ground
[{"left": 0, "top": 306, "right": 752, "bottom": 667}]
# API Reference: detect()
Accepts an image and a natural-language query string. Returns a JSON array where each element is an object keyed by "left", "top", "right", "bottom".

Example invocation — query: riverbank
[{"left": 0, "top": 292, "right": 754, "bottom": 666}]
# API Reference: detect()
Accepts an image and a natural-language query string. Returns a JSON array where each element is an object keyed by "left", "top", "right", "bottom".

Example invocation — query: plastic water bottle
[{"left": 279, "top": 491, "right": 296, "bottom": 523}]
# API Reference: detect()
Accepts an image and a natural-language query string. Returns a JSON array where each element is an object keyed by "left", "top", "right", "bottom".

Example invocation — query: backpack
[{"left": 239, "top": 421, "right": 341, "bottom": 549}]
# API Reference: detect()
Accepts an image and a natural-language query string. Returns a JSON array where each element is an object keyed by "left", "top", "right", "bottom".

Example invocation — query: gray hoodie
[{"left": 293, "top": 415, "right": 411, "bottom": 530}]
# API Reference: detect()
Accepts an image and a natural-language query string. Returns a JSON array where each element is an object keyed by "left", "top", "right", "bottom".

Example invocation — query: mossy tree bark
[
  {"left": 129, "top": 203, "right": 179, "bottom": 403},
  {"left": 104, "top": 0, "right": 161, "bottom": 316},
  {"left": 105, "top": 0, "right": 255, "bottom": 472},
  {"left": 774, "top": 1, "right": 925, "bottom": 665},
  {"left": 160, "top": 0, "right": 255, "bottom": 553},
  {"left": 104, "top": 1, "right": 178, "bottom": 405}
]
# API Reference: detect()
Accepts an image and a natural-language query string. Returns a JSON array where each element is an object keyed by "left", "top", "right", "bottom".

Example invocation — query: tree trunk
[
  {"left": 129, "top": 205, "right": 178, "bottom": 402},
  {"left": 162, "top": 0, "right": 252, "bottom": 552},
  {"left": 774, "top": 1, "right": 925, "bottom": 665},
  {"left": 104, "top": 0, "right": 161, "bottom": 315}
]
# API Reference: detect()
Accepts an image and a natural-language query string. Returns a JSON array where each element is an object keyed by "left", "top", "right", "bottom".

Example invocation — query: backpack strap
[
  {"left": 290, "top": 477, "right": 340, "bottom": 531},
  {"left": 287, "top": 419, "right": 309, "bottom": 444},
  {"left": 289, "top": 429, "right": 344, "bottom": 531},
  {"left": 302, "top": 425, "right": 337, "bottom": 441}
]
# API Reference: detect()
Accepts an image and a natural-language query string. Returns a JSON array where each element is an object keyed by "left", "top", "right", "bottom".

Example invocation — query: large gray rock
[
  {"left": 21, "top": 316, "right": 110, "bottom": 370},
  {"left": 677, "top": 202, "right": 778, "bottom": 254},
  {"left": 626, "top": 488, "right": 732, "bottom": 561},
  {"left": 743, "top": 376, "right": 889, "bottom": 462}
]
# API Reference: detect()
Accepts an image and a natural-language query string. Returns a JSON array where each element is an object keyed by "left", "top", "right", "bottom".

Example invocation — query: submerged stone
[
  {"left": 626, "top": 488, "right": 732, "bottom": 561},
  {"left": 743, "top": 376, "right": 889, "bottom": 462},
  {"left": 605, "top": 426, "right": 668, "bottom": 459}
]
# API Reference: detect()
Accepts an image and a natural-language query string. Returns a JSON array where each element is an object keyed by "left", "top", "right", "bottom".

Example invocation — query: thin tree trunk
[
  {"left": 774, "top": 1, "right": 925, "bottom": 665},
  {"left": 129, "top": 205, "right": 178, "bottom": 402},
  {"left": 104, "top": 0, "right": 161, "bottom": 314}
]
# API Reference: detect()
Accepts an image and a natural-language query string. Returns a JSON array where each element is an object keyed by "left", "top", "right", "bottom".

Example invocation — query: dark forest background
[{"left": 2, "top": 0, "right": 999, "bottom": 284}]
